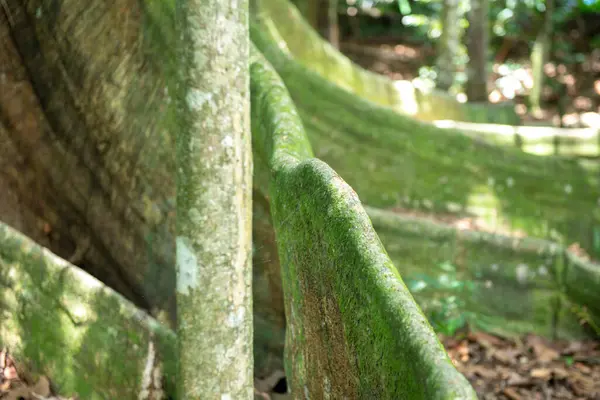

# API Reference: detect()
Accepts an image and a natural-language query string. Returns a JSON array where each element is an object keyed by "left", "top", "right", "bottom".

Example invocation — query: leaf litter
[
  {"left": 3, "top": 330, "right": 598, "bottom": 399},
  {"left": 441, "top": 330, "right": 600, "bottom": 399},
  {"left": 0, "top": 348, "right": 77, "bottom": 400}
]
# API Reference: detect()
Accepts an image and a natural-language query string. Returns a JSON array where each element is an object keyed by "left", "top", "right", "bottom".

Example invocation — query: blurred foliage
[
  {"left": 406, "top": 261, "right": 476, "bottom": 336},
  {"left": 341, "top": 0, "right": 599, "bottom": 50},
  {"left": 570, "top": 305, "right": 600, "bottom": 336},
  {"left": 342, "top": 0, "right": 598, "bottom": 36},
  {"left": 339, "top": 0, "right": 600, "bottom": 96}
]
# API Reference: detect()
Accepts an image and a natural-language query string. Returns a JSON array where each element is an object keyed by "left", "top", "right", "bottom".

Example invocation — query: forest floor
[
  {"left": 442, "top": 330, "right": 600, "bottom": 400},
  {"left": 3, "top": 330, "right": 598, "bottom": 400},
  {"left": 0, "top": 348, "right": 74, "bottom": 400},
  {"left": 254, "top": 328, "right": 600, "bottom": 399}
]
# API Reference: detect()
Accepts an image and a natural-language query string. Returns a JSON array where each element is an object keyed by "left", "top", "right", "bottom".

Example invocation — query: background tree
[
  {"left": 291, "top": 0, "right": 321, "bottom": 29},
  {"left": 465, "top": 0, "right": 489, "bottom": 102},
  {"left": 328, "top": 0, "right": 340, "bottom": 48},
  {"left": 530, "top": 0, "right": 554, "bottom": 115},
  {"left": 436, "top": 0, "right": 464, "bottom": 91}
]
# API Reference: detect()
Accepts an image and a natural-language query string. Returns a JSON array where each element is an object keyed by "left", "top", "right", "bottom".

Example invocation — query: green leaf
[
  {"left": 439, "top": 261, "right": 456, "bottom": 272},
  {"left": 397, "top": 0, "right": 412, "bottom": 15},
  {"left": 564, "top": 355, "right": 574, "bottom": 366}
]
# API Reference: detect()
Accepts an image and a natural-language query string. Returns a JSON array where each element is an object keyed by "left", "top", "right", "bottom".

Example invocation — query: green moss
[
  {"left": 367, "top": 207, "right": 600, "bottom": 339},
  {"left": 563, "top": 253, "right": 600, "bottom": 320},
  {"left": 19, "top": 0, "right": 180, "bottom": 325},
  {"left": 250, "top": 47, "right": 476, "bottom": 398},
  {"left": 0, "top": 223, "right": 177, "bottom": 399}
]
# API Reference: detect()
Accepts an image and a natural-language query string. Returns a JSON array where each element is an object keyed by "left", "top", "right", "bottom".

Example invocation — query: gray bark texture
[
  {"left": 176, "top": 0, "right": 253, "bottom": 398},
  {"left": 465, "top": 0, "right": 489, "bottom": 102}
]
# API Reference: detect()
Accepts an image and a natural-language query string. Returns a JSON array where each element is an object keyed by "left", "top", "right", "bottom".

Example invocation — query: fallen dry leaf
[
  {"left": 527, "top": 335, "right": 560, "bottom": 363},
  {"left": 506, "top": 372, "right": 531, "bottom": 387},
  {"left": 469, "top": 331, "right": 505, "bottom": 348},
  {"left": 254, "top": 388, "right": 271, "bottom": 400},
  {"left": 562, "top": 341, "right": 585, "bottom": 355},
  {"left": 530, "top": 368, "right": 552, "bottom": 380},
  {"left": 31, "top": 376, "right": 51, "bottom": 397},
  {"left": 255, "top": 370, "right": 286, "bottom": 394},
  {"left": 552, "top": 367, "right": 569, "bottom": 380},
  {"left": 569, "top": 374, "right": 597, "bottom": 396},
  {"left": 574, "top": 362, "right": 592, "bottom": 374},
  {"left": 0, "top": 348, "right": 19, "bottom": 382},
  {"left": 466, "top": 365, "right": 498, "bottom": 379},
  {"left": 457, "top": 340, "right": 470, "bottom": 362},
  {"left": 492, "top": 348, "right": 520, "bottom": 364},
  {"left": 502, "top": 387, "right": 522, "bottom": 400}
]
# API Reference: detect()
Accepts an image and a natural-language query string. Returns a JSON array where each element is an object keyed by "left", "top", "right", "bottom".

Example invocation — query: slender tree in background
[
  {"left": 436, "top": 0, "right": 463, "bottom": 91},
  {"left": 465, "top": 0, "right": 489, "bottom": 102},
  {"left": 176, "top": 0, "right": 253, "bottom": 398},
  {"left": 328, "top": 0, "right": 340, "bottom": 48},
  {"left": 530, "top": 0, "right": 554, "bottom": 114},
  {"left": 291, "top": 0, "right": 320, "bottom": 29}
]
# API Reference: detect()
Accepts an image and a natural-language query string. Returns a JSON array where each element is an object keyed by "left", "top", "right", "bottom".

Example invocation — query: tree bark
[
  {"left": 1, "top": 0, "right": 177, "bottom": 323},
  {"left": 1, "top": 0, "right": 284, "bottom": 381},
  {"left": 176, "top": 0, "right": 253, "bottom": 398},
  {"left": 328, "top": 0, "right": 340, "bottom": 49},
  {"left": 291, "top": 0, "right": 320, "bottom": 29},
  {"left": 530, "top": 0, "right": 554, "bottom": 114},
  {"left": 436, "top": 0, "right": 462, "bottom": 91},
  {"left": 465, "top": 0, "right": 489, "bottom": 102}
]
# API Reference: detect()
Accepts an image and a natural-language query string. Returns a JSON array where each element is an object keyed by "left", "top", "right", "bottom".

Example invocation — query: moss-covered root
[
  {"left": 252, "top": 0, "right": 519, "bottom": 125},
  {"left": 250, "top": 48, "right": 476, "bottom": 399},
  {"left": 274, "top": 161, "right": 477, "bottom": 399},
  {"left": 366, "top": 207, "right": 600, "bottom": 339},
  {"left": 0, "top": 223, "right": 177, "bottom": 400}
]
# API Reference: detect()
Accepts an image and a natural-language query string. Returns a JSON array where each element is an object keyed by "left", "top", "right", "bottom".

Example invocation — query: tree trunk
[
  {"left": 530, "top": 0, "right": 554, "bottom": 114},
  {"left": 1, "top": 0, "right": 284, "bottom": 381},
  {"left": 328, "top": 0, "right": 340, "bottom": 48},
  {"left": 1, "top": 0, "right": 177, "bottom": 324},
  {"left": 291, "top": 0, "right": 320, "bottom": 29},
  {"left": 436, "top": 0, "right": 462, "bottom": 91},
  {"left": 176, "top": 0, "right": 253, "bottom": 398},
  {"left": 465, "top": 0, "right": 489, "bottom": 102}
]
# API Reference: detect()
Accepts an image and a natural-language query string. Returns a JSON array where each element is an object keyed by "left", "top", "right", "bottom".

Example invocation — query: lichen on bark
[{"left": 175, "top": 0, "right": 253, "bottom": 398}]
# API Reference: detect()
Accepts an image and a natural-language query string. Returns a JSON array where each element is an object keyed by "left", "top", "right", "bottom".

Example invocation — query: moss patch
[{"left": 0, "top": 222, "right": 177, "bottom": 399}]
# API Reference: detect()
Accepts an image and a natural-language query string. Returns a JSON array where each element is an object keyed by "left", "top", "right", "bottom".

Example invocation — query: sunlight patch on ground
[
  {"left": 465, "top": 184, "right": 502, "bottom": 232},
  {"left": 393, "top": 80, "right": 419, "bottom": 115}
]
